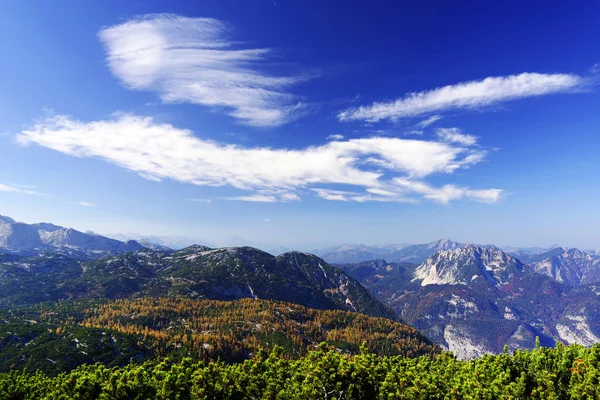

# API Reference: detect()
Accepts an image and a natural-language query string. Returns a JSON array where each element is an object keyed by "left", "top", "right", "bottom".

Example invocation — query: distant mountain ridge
[
  {"left": 0, "top": 214, "right": 144, "bottom": 257},
  {"left": 0, "top": 244, "right": 396, "bottom": 321},
  {"left": 316, "top": 239, "right": 469, "bottom": 264},
  {"left": 340, "top": 244, "right": 600, "bottom": 359},
  {"left": 517, "top": 247, "right": 600, "bottom": 286}
]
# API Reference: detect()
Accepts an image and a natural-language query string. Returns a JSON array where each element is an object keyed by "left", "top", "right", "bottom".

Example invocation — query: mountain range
[
  {"left": 316, "top": 239, "right": 478, "bottom": 264},
  {"left": 513, "top": 247, "right": 600, "bottom": 286},
  {"left": 2, "top": 213, "right": 600, "bottom": 360},
  {"left": 0, "top": 214, "right": 144, "bottom": 257},
  {"left": 316, "top": 240, "right": 600, "bottom": 266},
  {"left": 340, "top": 245, "right": 600, "bottom": 359},
  {"left": 0, "top": 242, "right": 395, "bottom": 321}
]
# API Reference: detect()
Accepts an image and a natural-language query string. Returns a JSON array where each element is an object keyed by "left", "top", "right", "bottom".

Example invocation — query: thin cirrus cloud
[
  {"left": 17, "top": 113, "right": 500, "bottom": 204},
  {"left": 416, "top": 115, "right": 442, "bottom": 128},
  {"left": 436, "top": 127, "right": 478, "bottom": 146},
  {"left": 224, "top": 195, "right": 279, "bottom": 203},
  {"left": 393, "top": 178, "right": 502, "bottom": 204},
  {"left": 327, "top": 134, "right": 345, "bottom": 141},
  {"left": 338, "top": 72, "right": 585, "bottom": 122},
  {"left": 78, "top": 202, "right": 98, "bottom": 207},
  {"left": 0, "top": 183, "right": 44, "bottom": 196},
  {"left": 98, "top": 14, "right": 307, "bottom": 127}
]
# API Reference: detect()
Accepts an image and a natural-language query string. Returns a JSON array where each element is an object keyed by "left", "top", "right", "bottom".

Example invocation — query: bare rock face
[
  {"left": 0, "top": 214, "right": 143, "bottom": 257},
  {"left": 413, "top": 245, "right": 525, "bottom": 287},
  {"left": 341, "top": 245, "right": 600, "bottom": 359},
  {"left": 528, "top": 248, "right": 600, "bottom": 286}
]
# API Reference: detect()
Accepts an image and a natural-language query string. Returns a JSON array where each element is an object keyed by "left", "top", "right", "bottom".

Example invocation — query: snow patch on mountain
[
  {"left": 0, "top": 215, "right": 144, "bottom": 256},
  {"left": 557, "top": 315, "right": 600, "bottom": 346},
  {"left": 443, "top": 325, "right": 493, "bottom": 360},
  {"left": 446, "top": 295, "right": 479, "bottom": 318},
  {"left": 504, "top": 306, "right": 516, "bottom": 320}
]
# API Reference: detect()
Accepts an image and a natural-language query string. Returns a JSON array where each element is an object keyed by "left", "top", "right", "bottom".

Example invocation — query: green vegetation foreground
[{"left": 1, "top": 342, "right": 599, "bottom": 399}]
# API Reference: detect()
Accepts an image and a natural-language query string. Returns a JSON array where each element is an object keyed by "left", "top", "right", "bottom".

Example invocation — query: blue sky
[{"left": 1, "top": 0, "right": 600, "bottom": 250}]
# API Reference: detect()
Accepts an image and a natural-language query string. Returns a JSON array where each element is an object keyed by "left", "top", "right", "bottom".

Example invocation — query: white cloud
[
  {"left": 10, "top": 184, "right": 37, "bottom": 189},
  {"left": 280, "top": 192, "right": 301, "bottom": 201},
  {"left": 327, "top": 134, "right": 344, "bottom": 141},
  {"left": 312, "top": 188, "right": 416, "bottom": 203},
  {"left": 393, "top": 178, "right": 503, "bottom": 204},
  {"left": 366, "top": 188, "right": 397, "bottom": 196},
  {"left": 465, "top": 188, "right": 504, "bottom": 204},
  {"left": 225, "top": 195, "right": 278, "bottom": 203},
  {"left": 405, "top": 130, "right": 423, "bottom": 136},
  {"left": 189, "top": 198, "right": 211, "bottom": 203},
  {"left": 18, "top": 113, "right": 501, "bottom": 204},
  {"left": 416, "top": 115, "right": 442, "bottom": 128},
  {"left": 436, "top": 127, "right": 477, "bottom": 146},
  {"left": 338, "top": 72, "right": 585, "bottom": 122},
  {"left": 312, "top": 188, "right": 354, "bottom": 201},
  {"left": 0, "top": 183, "right": 45, "bottom": 196},
  {"left": 78, "top": 201, "right": 97, "bottom": 207},
  {"left": 99, "top": 14, "right": 307, "bottom": 127}
]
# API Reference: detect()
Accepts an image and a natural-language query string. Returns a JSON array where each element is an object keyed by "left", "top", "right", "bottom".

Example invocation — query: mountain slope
[
  {"left": 521, "top": 247, "right": 600, "bottom": 286},
  {"left": 393, "top": 239, "right": 465, "bottom": 263},
  {"left": 0, "top": 245, "right": 397, "bottom": 320},
  {"left": 316, "top": 244, "right": 411, "bottom": 264},
  {"left": 0, "top": 298, "right": 437, "bottom": 374},
  {"left": 413, "top": 245, "right": 525, "bottom": 287},
  {"left": 341, "top": 245, "right": 600, "bottom": 358},
  {"left": 0, "top": 219, "right": 45, "bottom": 249},
  {"left": 317, "top": 240, "right": 466, "bottom": 265},
  {"left": 340, "top": 259, "right": 419, "bottom": 302},
  {"left": 0, "top": 214, "right": 144, "bottom": 257}
]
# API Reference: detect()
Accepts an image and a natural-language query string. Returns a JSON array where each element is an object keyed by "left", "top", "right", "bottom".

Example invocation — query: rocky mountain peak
[
  {"left": 413, "top": 245, "right": 523, "bottom": 287},
  {"left": 429, "top": 239, "right": 461, "bottom": 249},
  {"left": 0, "top": 214, "right": 144, "bottom": 256},
  {"left": 0, "top": 215, "right": 16, "bottom": 224}
]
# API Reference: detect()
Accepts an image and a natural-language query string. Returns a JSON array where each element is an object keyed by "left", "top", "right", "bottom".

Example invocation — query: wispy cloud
[
  {"left": 78, "top": 201, "right": 97, "bottom": 207},
  {"left": 436, "top": 127, "right": 477, "bottom": 146},
  {"left": 327, "top": 134, "right": 345, "bottom": 141},
  {"left": 99, "top": 14, "right": 308, "bottom": 127},
  {"left": 416, "top": 115, "right": 442, "bottom": 128},
  {"left": 338, "top": 72, "right": 585, "bottom": 122},
  {"left": 18, "top": 113, "right": 502, "bottom": 204},
  {"left": 10, "top": 184, "right": 37, "bottom": 189},
  {"left": 225, "top": 195, "right": 279, "bottom": 203},
  {"left": 0, "top": 183, "right": 45, "bottom": 196},
  {"left": 312, "top": 188, "right": 416, "bottom": 203},
  {"left": 311, "top": 188, "right": 353, "bottom": 201},
  {"left": 393, "top": 178, "right": 502, "bottom": 204},
  {"left": 189, "top": 198, "right": 212, "bottom": 204}
]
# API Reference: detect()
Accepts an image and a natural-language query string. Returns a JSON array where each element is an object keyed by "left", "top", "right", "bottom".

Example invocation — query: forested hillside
[
  {"left": 0, "top": 246, "right": 397, "bottom": 320},
  {"left": 0, "top": 298, "right": 436, "bottom": 374}
]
